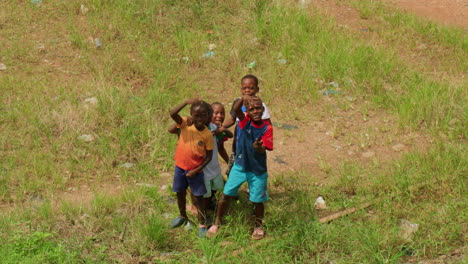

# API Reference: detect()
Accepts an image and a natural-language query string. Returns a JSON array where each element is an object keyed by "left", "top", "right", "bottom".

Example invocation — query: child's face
[
  {"left": 211, "top": 104, "right": 225, "bottom": 127},
  {"left": 240, "top": 78, "right": 259, "bottom": 96},
  {"left": 246, "top": 100, "right": 264, "bottom": 123},
  {"left": 191, "top": 106, "right": 209, "bottom": 131}
]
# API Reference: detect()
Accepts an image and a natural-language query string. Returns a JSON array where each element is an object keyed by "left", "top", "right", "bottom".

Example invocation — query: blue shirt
[{"left": 235, "top": 115, "right": 273, "bottom": 175}]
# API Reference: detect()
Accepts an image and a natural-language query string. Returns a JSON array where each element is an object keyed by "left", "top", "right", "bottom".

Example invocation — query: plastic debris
[
  {"left": 119, "top": 162, "right": 134, "bottom": 168},
  {"left": 247, "top": 61, "right": 256, "bottom": 69},
  {"left": 272, "top": 122, "right": 299, "bottom": 130},
  {"left": 277, "top": 59, "right": 287, "bottom": 65},
  {"left": 0, "top": 63, "right": 6, "bottom": 71},
  {"left": 314, "top": 196, "right": 327, "bottom": 210},
  {"left": 202, "top": 51, "right": 215, "bottom": 58},
  {"left": 399, "top": 219, "right": 419, "bottom": 241},
  {"left": 80, "top": 4, "right": 89, "bottom": 15},
  {"left": 328, "top": 82, "right": 339, "bottom": 88},
  {"left": 360, "top": 28, "right": 369, "bottom": 32},
  {"left": 94, "top": 38, "right": 102, "bottom": 48},
  {"left": 322, "top": 89, "right": 340, "bottom": 96},
  {"left": 31, "top": 0, "right": 42, "bottom": 5},
  {"left": 181, "top": 57, "right": 190, "bottom": 63},
  {"left": 183, "top": 221, "right": 194, "bottom": 231},
  {"left": 273, "top": 156, "right": 288, "bottom": 165},
  {"left": 345, "top": 96, "right": 355, "bottom": 102},
  {"left": 160, "top": 184, "right": 168, "bottom": 191},
  {"left": 77, "top": 134, "right": 94, "bottom": 142}
]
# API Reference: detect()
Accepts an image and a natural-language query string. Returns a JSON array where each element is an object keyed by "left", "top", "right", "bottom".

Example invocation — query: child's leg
[
  {"left": 246, "top": 170, "right": 268, "bottom": 239},
  {"left": 171, "top": 166, "right": 190, "bottom": 227},
  {"left": 253, "top": 202, "right": 264, "bottom": 227},
  {"left": 192, "top": 195, "right": 206, "bottom": 225},
  {"left": 213, "top": 194, "right": 233, "bottom": 226},
  {"left": 176, "top": 190, "right": 188, "bottom": 219},
  {"left": 186, "top": 171, "right": 208, "bottom": 226}
]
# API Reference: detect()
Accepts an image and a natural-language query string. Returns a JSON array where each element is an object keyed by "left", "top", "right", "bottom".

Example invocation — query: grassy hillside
[{"left": 0, "top": 0, "right": 466, "bottom": 263}]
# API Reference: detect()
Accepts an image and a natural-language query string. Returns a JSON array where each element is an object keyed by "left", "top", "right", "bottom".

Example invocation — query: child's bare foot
[{"left": 206, "top": 225, "right": 219, "bottom": 238}]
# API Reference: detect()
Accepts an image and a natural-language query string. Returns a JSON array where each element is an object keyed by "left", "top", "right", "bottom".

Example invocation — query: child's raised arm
[
  {"left": 169, "top": 97, "right": 198, "bottom": 125},
  {"left": 233, "top": 96, "right": 249, "bottom": 121}
]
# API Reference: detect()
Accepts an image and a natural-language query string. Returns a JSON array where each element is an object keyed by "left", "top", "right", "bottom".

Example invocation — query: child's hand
[
  {"left": 253, "top": 138, "right": 265, "bottom": 152},
  {"left": 186, "top": 116, "right": 193, "bottom": 126},
  {"left": 185, "top": 97, "right": 199, "bottom": 105},
  {"left": 186, "top": 170, "right": 197, "bottom": 178}
]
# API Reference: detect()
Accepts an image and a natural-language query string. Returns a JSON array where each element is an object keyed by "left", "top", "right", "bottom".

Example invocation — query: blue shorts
[
  {"left": 223, "top": 163, "right": 268, "bottom": 203},
  {"left": 172, "top": 166, "right": 207, "bottom": 197}
]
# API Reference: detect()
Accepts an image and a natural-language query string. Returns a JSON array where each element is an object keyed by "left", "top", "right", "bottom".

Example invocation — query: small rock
[
  {"left": 314, "top": 196, "right": 327, "bottom": 209},
  {"left": 31, "top": 0, "right": 42, "bottom": 5},
  {"left": 345, "top": 96, "right": 356, "bottom": 102},
  {"left": 84, "top": 97, "right": 98, "bottom": 105},
  {"left": 362, "top": 151, "right": 375, "bottom": 158},
  {"left": 392, "top": 143, "right": 405, "bottom": 152},
  {"left": 78, "top": 134, "right": 94, "bottom": 142},
  {"left": 80, "top": 4, "right": 89, "bottom": 15},
  {"left": 119, "top": 162, "right": 134, "bottom": 168},
  {"left": 80, "top": 213, "right": 90, "bottom": 220},
  {"left": 208, "top": 43, "right": 216, "bottom": 50},
  {"left": 162, "top": 213, "right": 171, "bottom": 219},
  {"left": 0, "top": 63, "right": 7, "bottom": 71},
  {"left": 94, "top": 38, "right": 102, "bottom": 48},
  {"left": 181, "top": 57, "right": 190, "bottom": 63},
  {"left": 160, "top": 185, "right": 168, "bottom": 191},
  {"left": 399, "top": 219, "right": 419, "bottom": 241}
]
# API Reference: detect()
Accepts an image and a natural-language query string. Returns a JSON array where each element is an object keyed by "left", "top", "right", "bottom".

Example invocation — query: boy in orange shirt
[{"left": 169, "top": 98, "right": 214, "bottom": 237}]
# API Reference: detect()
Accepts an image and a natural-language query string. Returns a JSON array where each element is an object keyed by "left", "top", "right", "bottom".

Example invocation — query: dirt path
[{"left": 386, "top": 0, "right": 468, "bottom": 30}]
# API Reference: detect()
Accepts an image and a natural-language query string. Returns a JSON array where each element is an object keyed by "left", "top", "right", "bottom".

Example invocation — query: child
[
  {"left": 208, "top": 95, "right": 273, "bottom": 240},
  {"left": 223, "top": 75, "right": 271, "bottom": 176},
  {"left": 202, "top": 103, "right": 233, "bottom": 214},
  {"left": 169, "top": 98, "right": 214, "bottom": 238}
]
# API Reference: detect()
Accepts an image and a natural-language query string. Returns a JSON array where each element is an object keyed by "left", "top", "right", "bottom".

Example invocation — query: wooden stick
[{"left": 319, "top": 203, "right": 371, "bottom": 223}]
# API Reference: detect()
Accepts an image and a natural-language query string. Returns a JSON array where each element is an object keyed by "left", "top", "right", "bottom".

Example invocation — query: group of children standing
[{"left": 168, "top": 75, "right": 273, "bottom": 239}]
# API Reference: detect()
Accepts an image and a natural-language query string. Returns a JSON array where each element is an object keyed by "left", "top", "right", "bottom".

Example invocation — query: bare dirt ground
[{"left": 387, "top": 0, "right": 468, "bottom": 30}]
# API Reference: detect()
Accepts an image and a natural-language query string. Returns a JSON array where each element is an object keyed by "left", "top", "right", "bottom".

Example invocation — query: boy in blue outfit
[{"left": 207, "top": 95, "right": 273, "bottom": 240}]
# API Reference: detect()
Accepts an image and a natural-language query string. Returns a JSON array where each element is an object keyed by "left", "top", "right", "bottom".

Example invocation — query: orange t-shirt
[{"left": 174, "top": 117, "right": 214, "bottom": 171}]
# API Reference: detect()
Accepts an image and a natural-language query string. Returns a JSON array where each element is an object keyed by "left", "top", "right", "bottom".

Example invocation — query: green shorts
[{"left": 203, "top": 174, "right": 224, "bottom": 198}]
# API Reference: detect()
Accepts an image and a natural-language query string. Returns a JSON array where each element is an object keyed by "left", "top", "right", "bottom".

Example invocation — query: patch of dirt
[
  {"left": 386, "top": 0, "right": 468, "bottom": 30},
  {"left": 304, "top": 0, "right": 466, "bottom": 80},
  {"left": 266, "top": 94, "right": 430, "bottom": 182}
]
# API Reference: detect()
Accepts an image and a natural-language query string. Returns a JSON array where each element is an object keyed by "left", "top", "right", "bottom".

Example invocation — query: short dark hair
[
  {"left": 241, "top": 74, "right": 259, "bottom": 87},
  {"left": 245, "top": 96, "right": 263, "bottom": 108},
  {"left": 190, "top": 100, "right": 212, "bottom": 115},
  {"left": 211, "top": 102, "right": 224, "bottom": 108}
]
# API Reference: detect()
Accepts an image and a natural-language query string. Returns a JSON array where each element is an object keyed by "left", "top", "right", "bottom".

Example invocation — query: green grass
[{"left": 0, "top": 0, "right": 466, "bottom": 262}]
